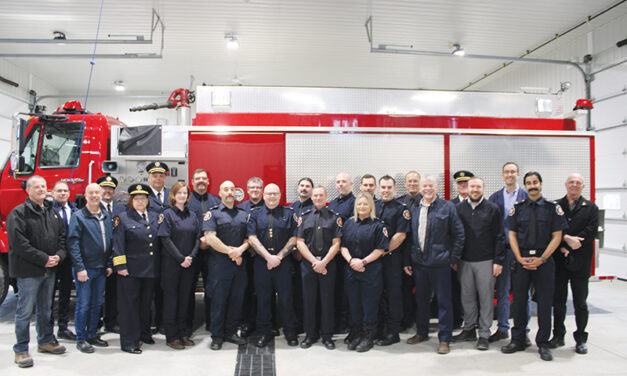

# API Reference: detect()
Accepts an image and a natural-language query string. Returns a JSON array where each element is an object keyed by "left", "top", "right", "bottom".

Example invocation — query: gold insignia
[
  {"left": 113, "top": 255, "right": 126, "bottom": 266},
  {"left": 403, "top": 209, "right": 411, "bottom": 220},
  {"left": 556, "top": 205, "right": 564, "bottom": 216},
  {"left": 460, "top": 172, "right": 465, "bottom": 177},
  {"left": 155, "top": 162, "right": 160, "bottom": 167},
  {"left": 113, "top": 217, "right": 120, "bottom": 229},
  {"left": 293, "top": 213, "right": 299, "bottom": 222},
  {"left": 337, "top": 217, "right": 343, "bottom": 227},
  {"left": 158, "top": 214, "right": 164, "bottom": 224},
  {"left": 508, "top": 207, "right": 515, "bottom": 216},
  {"left": 204, "top": 211, "right": 212, "bottom": 221},
  {"left": 136, "top": 184, "right": 141, "bottom": 190},
  {"left": 106, "top": 177, "right": 112, "bottom": 181},
  {"left": 382, "top": 227, "right": 389, "bottom": 238}
]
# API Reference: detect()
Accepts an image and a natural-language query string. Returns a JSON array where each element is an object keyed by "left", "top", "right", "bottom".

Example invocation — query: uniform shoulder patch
[
  {"left": 113, "top": 216, "right": 120, "bottom": 229},
  {"left": 203, "top": 211, "right": 212, "bottom": 221},
  {"left": 158, "top": 213, "right": 164, "bottom": 224},
  {"left": 402, "top": 209, "right": 411, "bottom": 220},
  {"left": 297, "top": 216, "right": 303, "bottom": 227},
  {"left": 556, "top": 205, "right": 565, "bottom": 216},
  {"left": 336, "top": 217, "right": 343, "bottom": 227},
  {"left": 508, "top": 207, "right": 515, "bottom": 216},
  {"left": 293, "top": 213, "right": 299, "bottom": 222},
  {"left": 382, "top": 227, "right": 389, "bottom": 238}
]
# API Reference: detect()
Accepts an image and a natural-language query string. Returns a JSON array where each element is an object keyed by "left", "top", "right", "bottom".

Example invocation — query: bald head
[
  {"left": 219, "top": 180, "right": 236, "bottom": 207},
  {"left": 335, "top": 172, "right": 353, "bottom": 197},
  {"left": 263, "top": 183, "right": 281, "bottom": 209}
]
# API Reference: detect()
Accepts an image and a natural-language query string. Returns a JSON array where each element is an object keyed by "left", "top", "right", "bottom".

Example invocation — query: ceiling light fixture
[
  {"left": 225, "top": 33, "right": 239, "bottom": 49},
  {"left": 452, "top": 43, "right": 465, "bottom": 56},
  {"left": 114, "top": 80, "right": 125, "bottom": 91}
]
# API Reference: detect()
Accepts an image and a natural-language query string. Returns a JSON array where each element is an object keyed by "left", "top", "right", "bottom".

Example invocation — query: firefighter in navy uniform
[
  {"left": 97, "top": 175, "right": 124, "bottom": 334},
  {"left": 204, "top": 180, "right": 250, "bottom": 350},
  {"left": 247, "top": 184, "right": 299, "bottom": 348},
  {"left": 296, "top": 186, "right": 343, "bottom": 350},
  {"left": 112, "top": 184, "right": 160, "bottom": 354},
  {"left": 374, "top": 175, "right": 411, "bottom": 346},
  {"left": 341, "top": 193, "right": 389, "bottom": 353},
  {"left": 501, "top": 172, "right": 568, "bottom": 361}
]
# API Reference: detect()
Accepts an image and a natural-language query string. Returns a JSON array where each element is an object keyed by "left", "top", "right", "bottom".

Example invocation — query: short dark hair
[
  {"left": 192, "top": 169, "right": 208, "bottom": 179},
  {"left": 52, "top": 180, "right": 69, "bottom": 191},
  {"left": 360, "top": 174, "right": 376, "bottom": 184},
  {"left": 523, "top": 171, "right": 542, "bottom": 184},
  {"left": 379, "top": 175, "right": 396, "bottom": 185},
  {"left": 298, "top": 177, "right": 314, "bottom": 187},
  {"left": 502, "top": 162, "right": 519, "bottom": 172}
]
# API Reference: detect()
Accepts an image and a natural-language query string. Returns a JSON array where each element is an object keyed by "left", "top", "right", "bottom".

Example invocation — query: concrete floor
[{"left": 1, "top": 253, "right": 627, "bottom": 375}]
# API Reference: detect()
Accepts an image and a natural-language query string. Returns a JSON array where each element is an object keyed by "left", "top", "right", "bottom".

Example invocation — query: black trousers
[
  {"left": 207, "top": 258, "right": 247, "bottom": 338},
  {"left": 346, "top": 262, "right": 383, "bottom": 332},
  {"left": 334, "top": 257, "right": 349, "bottom": 332},
  {"left": 103, "top": 273, "right": 118, "bottom": 329},
  {"left": 117, "top": 275, "right": 155, "bottom": 350},
  {"left": 301, "top": 259, "right": 336, "bottom": 340},
  {"left": 241, "top": 255, "right": 256, "bottom": 330},
  {"left": 161, "top": 257, "right": 195, "bottom": 342},
  {"left": 50, "top": 257, "right": 73, "bottom": 331},
  {"left": 553, "top": 266, "right": 589, "bottom": 343},
  {"left": 511, "top": 259, "right": 554, "bottom": 347},
  {"left": 378, "top": 252, "right": 403, "bottom": 335},
  {"left": 254, "top": 257, "right": 297, "bottom": 336}
]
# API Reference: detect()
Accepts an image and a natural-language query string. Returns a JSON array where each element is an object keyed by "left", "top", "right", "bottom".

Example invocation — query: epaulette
[
  {"left": 285, "top": 206, "right": 294, "bottom": 211},
  {"left": 208, "top": 205, "right": 220, "bottom": 211},
  {"left": 514, "top": 199, "right": 526, "bottom": 206},
  {"left": 301, "top": 208, "right": 313, "bottom": 216}
]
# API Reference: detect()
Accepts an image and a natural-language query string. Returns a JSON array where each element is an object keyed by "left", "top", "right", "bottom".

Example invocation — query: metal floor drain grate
[{"left": 235, "top": 338, "right": 276, "bottom": 376}]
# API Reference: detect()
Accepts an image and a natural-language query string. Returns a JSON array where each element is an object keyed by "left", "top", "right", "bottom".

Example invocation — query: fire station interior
[{"left": 1, "top": 1, "right": 627, "bottom": 375}]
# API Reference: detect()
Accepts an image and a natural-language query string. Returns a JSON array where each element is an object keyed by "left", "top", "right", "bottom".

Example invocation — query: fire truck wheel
[{"left": 0, "top": 257, "right": 8, "bottom": 306}]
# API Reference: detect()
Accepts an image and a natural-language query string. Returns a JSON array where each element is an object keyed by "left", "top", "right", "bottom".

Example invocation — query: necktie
[
  {"left": 61, "top": 207, "right": 69, "bottom": 233},
  {"left": 315, "top": 210, "right": 324, "bottom": 254},
  {"left": 107, "top": 203, "right": 112, "bottom": 215},
  {"left": 201, "top": 195, "right": 207, "bottom": 214},
  {"left": 268, "top": 210, "right": 275, "bottom": 253},
  {"left": 142, "top": 213, "right": 148, "bottom": 224},
  {"left": 527, "top": 201, "right": 537, "bottom": 248},
  {"left": 157, "top": 192, "right": 162, "bottom": 204}
]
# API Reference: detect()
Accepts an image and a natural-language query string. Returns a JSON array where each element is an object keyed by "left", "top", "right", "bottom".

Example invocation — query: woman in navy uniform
[
  {"left": 340, "top": 193, "right": 389, "bottom": 352},
  {"left": 158, "top": 182, "right": 201, "bottom": 350},
  {"left": 112, "top": 184, "right": 160, "bottom": 354}
]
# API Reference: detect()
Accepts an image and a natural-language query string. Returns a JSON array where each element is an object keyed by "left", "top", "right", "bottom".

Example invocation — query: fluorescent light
[
  {"left": 225, "top": 33, "right": 239, "bottom": 49},
  {"left": 114, "top": 80, "right": 125, "bottom": 91},
  {"left": 452, "top": 43, "right": 465, "bottom": 56}
]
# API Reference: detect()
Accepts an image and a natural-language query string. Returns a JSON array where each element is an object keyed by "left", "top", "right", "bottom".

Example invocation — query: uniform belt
[{"left": 522, "top": 248, "right": 544, "bottom": 257}]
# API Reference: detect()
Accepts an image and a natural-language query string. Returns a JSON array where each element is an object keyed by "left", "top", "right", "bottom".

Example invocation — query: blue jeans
[
  {"left": 14, "top": 272, "right": 57, "bottom": 354},
  {"left": 74, "top": 268, "right": 107, "bottom": 341},
  {"left": 413, "top": 265, "right": 453, "bottom": 343}
]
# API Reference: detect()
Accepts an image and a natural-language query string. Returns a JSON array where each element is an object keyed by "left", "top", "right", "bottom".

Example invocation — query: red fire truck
[{"left": 0, "top": 86, "right": 594, "bottom": 304}]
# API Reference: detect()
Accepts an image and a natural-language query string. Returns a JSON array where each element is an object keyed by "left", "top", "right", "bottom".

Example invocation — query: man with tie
[
  {"left": 51, "top": 180, "right": 78, "bottom": 341},
  {"left": 501, "top": 172, "right": 568, "bottom": 361},
  {"left": 97, "top": 175, "right": 123, "bottom": 333}
]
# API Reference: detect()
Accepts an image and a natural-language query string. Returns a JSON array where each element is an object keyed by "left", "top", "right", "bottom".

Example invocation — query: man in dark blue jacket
[
  {"left": 403, "top": 176, "right": 464, "bottom": 355},
  {"left": 68, "top": 183, "right": 113, "bottom": 353},
  {"left": 488, "top": 162, "right": 529, "bottom": 343}
]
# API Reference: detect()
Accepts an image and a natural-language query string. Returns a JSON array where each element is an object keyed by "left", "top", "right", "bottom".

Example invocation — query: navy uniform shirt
[
  {"left": 158, "top": 206, "right": 202, "bottom": 260},
  {"left": 238, "top": 199, "right": 265, "bottom": 213},
  {"left": 328, "top": 193, "right": 355, "bottom": 221},
  {"left": 297, "top": 207, "right": 343, "bottom": 258},
  {"left": 148, "top": 187, "right": 170, "bottom": 214},
  {"left": 341, "top": 217, "right": 389, "bottom": 260},
  {"left": 505, "top": 197, "right": 568, "bottom": 254},
  {"left": 112, "top": 209, "right": 160, "bottom": 278},
  {"left": 203, "top": 203, "right": 249, "bottom": 262},
  {"left": 398, "top": 193, "right": 422, "bottom": 210},
  {"left": 375, "top": 199, "right": 411, "bottom": 248},
  {"left": 289, "top": 198, "right": 314, "bottom": 217},
  {"left": 247, "top": 205, "right": 297, "bottom": 254},
  {"left": 188, "top": 190, "right": 221, "bottom": 220}
]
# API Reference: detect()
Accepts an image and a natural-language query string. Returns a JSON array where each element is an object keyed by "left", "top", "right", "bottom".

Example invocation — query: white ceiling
[{"left": 0, "top": 0, "right": 625, "bottom": 96}]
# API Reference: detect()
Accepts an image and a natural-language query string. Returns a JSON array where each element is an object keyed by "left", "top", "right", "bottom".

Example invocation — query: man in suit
[{"left": 488, "top": 162, "right": 528, "bottom": 342}]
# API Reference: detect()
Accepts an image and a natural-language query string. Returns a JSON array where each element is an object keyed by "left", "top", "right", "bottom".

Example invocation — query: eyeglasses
[{"left": 248, "top": 186, "right": 262, "bottom": 190}]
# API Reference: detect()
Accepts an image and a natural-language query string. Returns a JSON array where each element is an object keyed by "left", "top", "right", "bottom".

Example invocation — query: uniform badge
[
  {"left": 158, "top": 214, "right": 164, "bottom": 224},
  {"left": 113, "top": 216, "right": 120, "bottom": 229},
  {"left": 508, "top": 207, "right": 515, "bottom": 216},
  {"left": 402, "top": 209, "right": 411, "bottom": 220},
  {"left": 337, "top": 217, "right": 343, "bottom": 227},
  {"left": 203, "top": 211, "right": 212, "bottom": 221},
  {"left": 106, "top": 176, "right": 112, "bottom": 181},
  {"left": 293, "top": 213, "right": 299, "bottom": 222},
  {"left": 136, "top": 184, "right": 142, "bottom": 190},
  {"left": 382, "top": 227, "right": 389, "bottom": 238},
  {"left": 556, "top": 205, "right": 565, "bottom": 216},
  {"left": 297, "top": 216, "right": 302, "bottom": 227},
  {"left": 155, "top": 162, "right": 160, "bottom": 167}
]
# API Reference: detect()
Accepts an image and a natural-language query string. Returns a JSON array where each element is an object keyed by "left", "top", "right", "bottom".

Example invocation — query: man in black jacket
[
  {"left": 7, "top": 176, "right": 67, "bottom": 368},
  {"left": 452, "top": 177, "right": 505, "bottom": 350},
  {"left": 550, "top": 173, "right": 598, "bottom": 355}
]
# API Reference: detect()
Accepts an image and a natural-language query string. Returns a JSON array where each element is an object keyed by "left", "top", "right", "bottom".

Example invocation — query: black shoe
[
  {"left": 239, "top": 327, "right": 251, "bottom": 338},
  {"left": 122, "top": 347, "right": 142, "bottom": 354},
  {"left": 224, "top": 333, "right": 247, "bottom": 345},
  {"left": 476, "top": 338, "right": 489, "bottom": 351},
  {"left": 488, "top": 330, "right": 509, "bottom": 343},
  {"left": 210, "top": 337, "right": 223, "bottom": 350},
  {"left": 76, "top": 341, "right": 95, "bottom": 353},
  {"left": 105, "top": 325, "right": 120, "bottom": 334},
  {"left": 285, "top": 335, "right": 299, "bottom": 347},
  {"left": 548, "top": 336, "right": 565, "bottom": 349},
  {"left": 322, "top": 338, "right": 335, "bottom": 350},
  {"left": 575, "top": 342, "right": 588, "bottom": 354},
  {"left": 57, "top": 329, "right": 76, "bottom": 340},
  {"left": 272, "top": 328, "right": 280, "bottom": 337},
  {"left": 525, "top": 335, "right": 532, "bottom": 347},
  {"left": 86, "top": 337, "right": 109, "bottom": 347},
  {"left": 501, "top": 342, "right": 526, "bottom": 354},
  {"left": 355, "top": 332, "right": 374, "bottom": 353},
  {"left": 344, "top": 332, "right": 357, "bottom": 345},
  {"left": 141, "top": 337, "right": 155, "bottom": 345},
  {"left": 538, "top": 346, "right": 553, "bottom": 361},
  {"left": 451, "top": 329, "right": 477, "bottom": 343},
  {"left": 347, "top": 333, "right": 362, "bottom": 351},
  {"left": 300, "top": 336, "right": 317, "bottom": 349},
  {"left": 375, "top": 333, "right": 400, "bottom": 346},
  {"left": 256, "top": 334, "right": 272, "bottom": 348}
]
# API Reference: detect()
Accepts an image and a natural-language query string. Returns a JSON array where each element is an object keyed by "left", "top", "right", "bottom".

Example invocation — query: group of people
[{"left": 7, "top": 160, "right": 598, "bottom": 368}]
